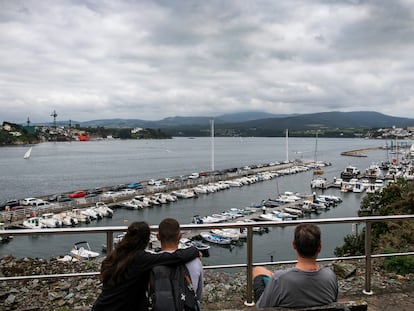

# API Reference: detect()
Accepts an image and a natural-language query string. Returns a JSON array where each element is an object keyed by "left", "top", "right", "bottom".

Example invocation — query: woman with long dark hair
[{"left": 92, "top": 221, "right": 199, "bottom": 311}]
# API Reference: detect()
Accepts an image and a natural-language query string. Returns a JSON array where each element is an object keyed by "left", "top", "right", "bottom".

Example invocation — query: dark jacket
[{"left": 92, "top": 247, "right": 199, "bottom": 311}]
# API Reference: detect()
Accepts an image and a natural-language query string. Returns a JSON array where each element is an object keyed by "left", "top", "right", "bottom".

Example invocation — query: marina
[{"left": 0, "top": 137, "right": 413, "bottom": 265}]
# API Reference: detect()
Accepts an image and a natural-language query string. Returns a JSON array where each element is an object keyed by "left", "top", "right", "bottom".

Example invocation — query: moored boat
[
  {"left": 210, "top": 228, "right": 240, "bottom": 241},
  {"left": 199, "top": 232, "right": 232, "bottom": 245},
  {"left": 70, "top": 241, "right": 99, "bottom": 259}
]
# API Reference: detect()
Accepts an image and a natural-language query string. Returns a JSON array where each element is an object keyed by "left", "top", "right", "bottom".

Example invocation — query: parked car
[
  {"left": 0, "top": 199, "right": 20, "bottom": 210},
  {"left": 69, "top": 190, "right": 87, "bottom": 198},
  {"left": 21, "top": 197, "right": 42, "bottom": 206},
  {"left": 127, "top": 182, "right": 143, "bottom": 189}
]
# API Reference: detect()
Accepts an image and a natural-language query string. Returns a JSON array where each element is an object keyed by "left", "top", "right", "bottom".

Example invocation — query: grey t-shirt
[{"left": 257, "top": 266, "right": 338, "bottom": 308}]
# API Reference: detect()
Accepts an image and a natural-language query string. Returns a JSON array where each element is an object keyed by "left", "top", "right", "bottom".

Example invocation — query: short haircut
[
  {"left": 294, "top": 223, "right": 321, "bottom": 258},
  {"left": 158, "top": 218, "right": 180, "bottom": 244}
]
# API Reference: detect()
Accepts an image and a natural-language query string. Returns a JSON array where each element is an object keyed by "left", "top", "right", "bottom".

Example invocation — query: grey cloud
[{"left": 1, "top": 0, "right": 414, "bottom": 123}]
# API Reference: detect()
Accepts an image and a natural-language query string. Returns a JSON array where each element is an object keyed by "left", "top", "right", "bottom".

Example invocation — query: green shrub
[{"left": 383, "top": 252, "right": 414, "bottom": 275}]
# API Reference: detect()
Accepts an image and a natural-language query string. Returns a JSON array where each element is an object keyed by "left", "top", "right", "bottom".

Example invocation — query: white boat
[
  {"left": 68, "top": 209, "right": 91, "bottom": 223},
  {"left": 39, "top": 213, "right": 63, "bottom": 228},
  {"left": 192, "top": 214, "right": 226, "bottom": 224},
  {"left": 133, "top": 195, "right": 151, "bottom": 207},
  {"left": 352, "top": 181, "right": 364, "bottom": 193},
  {"left": 94, "top": 202, "right": 114, "bottom": 217},
  {"left": 121, "top": 199, "right": 145, "bottom": 209},
  {"left": 211, "top": 228, "right": 240, "bottom": 241},
  {"left": 172, "top": 189, "right": 196, "bottom": 198},
  {"left": 340, "top": 165, "right": 361, "bottom": 179},
  {"left": 54, "top": 211, "right": 79, "bottom": 226},
  {"left": 239, "top": 219, "right": 268, "bottom": 233},
  {"left": 310, "top": 177, "right": 327, "bottom": 189},
  {"left": 81, "top": 207, "right": 102, "bottom": 220},
  {"left": 365, "top": 163, "right": 382, "bottom": 179},
  {"left": 23, "top": 147, "right": 32, "bottom": 159},
  {"left": 22, "top": 217, "right": 44, "bottom": 229},
  {"left": 179, "top": 237, "right": 210, "bottom": 251},
  {"left": 199, "top": 232, "right": 232, "bottom": 245},
  {"left": 259, "top": 213, "right": 283, "bottom": 222},
  {"left": 70, "top": 241, "right": 100, "bottom": 259},
  {"left": 283, "top": 207, "right": 303, "bottom": 217}
]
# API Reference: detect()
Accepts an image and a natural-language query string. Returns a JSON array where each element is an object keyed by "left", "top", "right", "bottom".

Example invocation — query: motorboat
[
  {"left": 23, "top": 217, "right": 44, "bottom": 229},
  {"left": 94, "top": 202, "right": 114, "bottom": 218},
  {"left": 310, "top": 177, "right": 327, "bottom": 189},
  {"left": 192, "top": 214, "right": 226, "bottom": 224},
  {"left": 120, "top": 199, "right": 145, "bottom": 210},
  {"left": 283, "top": 207, "right": 303, "bottom": 217},
  {"left": 172, "top": 189, "right": 196, "bottom": 199},
  {"left": 179, "top": 237, "right": 210, "bottom": 251},
  {"left": 39, "top": 213, "right": 63, "bottom": 228},
  {"left": 68, "top": 209, "right": 91, "bottom": 224},
  {"left": 210, "top": 228, "right": 240, "bottom": 241},
  {"left": 340, "top": 165, "right": 361, "bottom": 179},
  {"left": 70, "top": 241, "right": 99, "bottom": 259},
  {"left": 199, "top": 232, "right": 232, "bottom": 245},
  {"left": 352, "top": 181, "right": 364, "bottom": 193},
  {"left": 365, "top": 163, "right": 382, "bottom": 179},
  {"left": 259, "top": 213, "right": 283, "bottom": 222},
  {"left": 54, "top": 211, "right": 79, "bottom": 226},
  {"left": 239, "top": 219, "right": 269, "bottom": 233},
  {"left": 81, "top": 207, "right": 102, "bottom": 220}
]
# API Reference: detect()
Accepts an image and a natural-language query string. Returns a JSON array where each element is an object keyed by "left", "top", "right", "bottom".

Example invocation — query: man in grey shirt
[{"left": 253, "top": 223, "right": 338, "bottom": 308}]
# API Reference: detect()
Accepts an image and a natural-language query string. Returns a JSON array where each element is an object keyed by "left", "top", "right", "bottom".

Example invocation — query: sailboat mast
[
  {"left": 285, "top": 129, "right": 289, "bottom": 163},
  {"left": 314, "top": 131, "right": 318, "bottom": 164},
  {"left": 211, "top": 119, "right": 215, "bottom": 171}
]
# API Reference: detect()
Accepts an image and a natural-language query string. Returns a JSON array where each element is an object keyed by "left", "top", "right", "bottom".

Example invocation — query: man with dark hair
[
  {"left": 253, "top": 223, "right": 338, "bottom": 308},
  {"left": 157, "top": 218, "right": 203, "bottom": 299}
]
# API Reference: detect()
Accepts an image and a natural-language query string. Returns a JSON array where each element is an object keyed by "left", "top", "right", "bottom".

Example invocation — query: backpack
[{"left": 148, "top": 264, "right": 200, "bottom": 311}]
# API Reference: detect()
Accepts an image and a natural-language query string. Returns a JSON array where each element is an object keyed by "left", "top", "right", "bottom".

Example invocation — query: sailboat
[{"left": 23, "top": 147, "right": 32, "bottom": 159}]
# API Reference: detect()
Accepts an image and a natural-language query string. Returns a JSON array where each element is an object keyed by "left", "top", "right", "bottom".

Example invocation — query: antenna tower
[{"left": 51, "top": 110, "right": 58, "bottom": 129}]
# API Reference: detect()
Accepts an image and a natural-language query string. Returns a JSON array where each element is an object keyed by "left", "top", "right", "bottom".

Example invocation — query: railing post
[
  {"left": 244, "top": 226, "right": 255, "bottom": 307},
  {"left": 106, "top": 231, "right": 114, "bottom": 254},
  {"left": 363, "top": 221, "right": 373, "bottom": 295}
]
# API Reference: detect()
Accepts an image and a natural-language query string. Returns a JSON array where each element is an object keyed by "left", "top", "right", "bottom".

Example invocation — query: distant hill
[{"left": 44, "top": 111, "right": 414, "bottom": 137}]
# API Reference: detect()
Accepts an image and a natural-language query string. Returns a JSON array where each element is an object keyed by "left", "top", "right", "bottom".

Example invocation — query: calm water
[{"left": 0, "top": 137, "right": 387, "bottom": 265}]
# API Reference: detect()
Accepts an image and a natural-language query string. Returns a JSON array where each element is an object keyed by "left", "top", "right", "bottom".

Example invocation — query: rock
[
  {"left": 333, "top": 262, "right": 357, "bottom": 278},
  {"left": 0, "top": 256, "right": 414, "bottom": 310},
  {"left": 4, "top": 294, "right": 16, "bottom": 305}
]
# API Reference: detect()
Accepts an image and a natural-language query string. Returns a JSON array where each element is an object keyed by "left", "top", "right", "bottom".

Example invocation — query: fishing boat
[
  {"left": 70, "top": 241, "right": 99, "bottom": 259},
  {"left": 23, "top": 147, "right": 32, "bottom": 159}
]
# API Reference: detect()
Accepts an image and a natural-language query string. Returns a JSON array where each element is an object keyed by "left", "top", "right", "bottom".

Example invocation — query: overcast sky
[{"left": 1, "top": 0, "right": 414, "bottom": 123}]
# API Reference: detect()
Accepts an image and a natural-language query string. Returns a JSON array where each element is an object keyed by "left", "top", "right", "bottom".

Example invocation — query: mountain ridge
[{"left": 41, "top": 111, "right": 414, "bottom": 137}]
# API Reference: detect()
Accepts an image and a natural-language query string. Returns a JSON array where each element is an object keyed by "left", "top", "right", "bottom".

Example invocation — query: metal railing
[{"left": 1, "top": 215, "right": 414, "bottom": 305}]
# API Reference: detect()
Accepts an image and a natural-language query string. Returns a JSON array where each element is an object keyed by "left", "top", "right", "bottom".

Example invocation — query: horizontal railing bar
[
  {"left": 2, "top": 215, "right": 414, "bottom": 236},
  {"left": 0, "top": 272, "right": 100, "bottom": 281}
]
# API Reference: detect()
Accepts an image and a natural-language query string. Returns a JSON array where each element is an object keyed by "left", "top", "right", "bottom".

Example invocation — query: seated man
[
  {"left": 253, "top": 223, "right": 338, "bottom": 308},
  {"left": 157, "top": 217, "right": 203, "bottom": 299}
]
